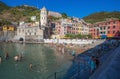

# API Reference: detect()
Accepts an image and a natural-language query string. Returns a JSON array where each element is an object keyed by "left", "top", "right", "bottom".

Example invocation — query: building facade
[
  {"left": 15, "top": 22, "right": 43, "bottom": 41},
  {"left": 89, "top": 19, "right": 120, "bottom": 38},
  {"left": 2, "top": 25, "right": 16, "bottom": 31},
  {"left": 54, "top": 19, "right": 89, "bottom": 38},
  {"left": 48, "top": 11, "right": 62, "bottom": 18},
  {"left": 89, "top": 24, "right": 99, "bottom": 38},
  {"left": 14, "top": 7, "right": 51, "bottom": 41}
]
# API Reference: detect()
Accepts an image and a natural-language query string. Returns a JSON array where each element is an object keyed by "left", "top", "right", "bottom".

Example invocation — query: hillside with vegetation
[
  {"left": 0, "top": 1, "right": 68, "bottom": 26},
  {"left": 0, "top": 1, "right": 10, "bottom": 12},
  {"left": 0, "top": 1, "right": 40, "bottom": 26},
  {"left": 83, "top": 12, "right": 120, "bottom": 24},
  {"left": 1, "top": 1, "right": 120, "bottom": 26}
]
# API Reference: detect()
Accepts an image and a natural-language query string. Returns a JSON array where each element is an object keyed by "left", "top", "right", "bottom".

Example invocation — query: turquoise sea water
[{"left": 0, "top": 43, "right": 72, "bottom": 79}]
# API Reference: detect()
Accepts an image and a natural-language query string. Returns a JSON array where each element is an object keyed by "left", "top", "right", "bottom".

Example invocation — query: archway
[{"left": 19, "top": 37, "right": 24, "bottom": 41}]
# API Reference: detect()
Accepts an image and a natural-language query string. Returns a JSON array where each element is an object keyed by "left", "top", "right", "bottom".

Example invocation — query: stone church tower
[
  {"left": 40, "top": 7, "right": 48, "bottom": 27},
  {"left": 40, "top": 7, "right": 51, "bottom": 38}
]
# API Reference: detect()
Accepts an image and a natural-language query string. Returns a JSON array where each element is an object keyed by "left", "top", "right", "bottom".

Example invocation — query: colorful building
[
  {"left": 48, "top": 11, "right": 62, "bottom": 18},
  {"left": 89, "top": 24, "right": 100, "bottom": 39},
  {"left": 89, "top": 19, "right": 120, "bottom": 39},
  {"left": 2, "top": 25, "right": 16, "bottom": 31},
  {"left": 55, "top": 19, "right": 89, "bottom": 38}
]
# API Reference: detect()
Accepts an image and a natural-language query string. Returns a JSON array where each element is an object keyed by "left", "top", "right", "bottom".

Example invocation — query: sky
[{"left": 1, "top": 0, "right": 120, "bottom": 18}]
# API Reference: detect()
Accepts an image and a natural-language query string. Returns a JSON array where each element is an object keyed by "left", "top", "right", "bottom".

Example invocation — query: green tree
[
  {"left": 65, "top": 34, "right": 92, "bottom": 39},
  {"left": 76, "top": 34, "right": 82, "bottom": 39},
  {"left": 0, "top": 20, "right": 11, "bottom": 26},
  {"left": 87, "top": 34, "right": 92, "bottom": 38},
  {"left": 61, "top": 13, "right": 68, "bottom": 18},
  {"left": 48, "top": 16, "right": 60, "bottom": 21}
]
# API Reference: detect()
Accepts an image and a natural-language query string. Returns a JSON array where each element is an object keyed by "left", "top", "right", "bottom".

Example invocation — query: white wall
[{"left": 44, "top": 39, "right": 95, "bottom": 44}]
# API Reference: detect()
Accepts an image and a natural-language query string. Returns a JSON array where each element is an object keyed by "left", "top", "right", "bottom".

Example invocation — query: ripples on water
[{"left": 0, "top": 43, "right": 72, "bottom": 79}]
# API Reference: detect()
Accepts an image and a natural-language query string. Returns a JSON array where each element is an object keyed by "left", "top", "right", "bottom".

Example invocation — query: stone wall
[{"left": 0, "top": 31, "right": 15, "bottom": 41}]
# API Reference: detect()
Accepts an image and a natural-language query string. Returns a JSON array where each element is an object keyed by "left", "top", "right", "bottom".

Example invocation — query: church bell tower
[{"left": 40, "top": 7, "right": 48, "bottom": 28}]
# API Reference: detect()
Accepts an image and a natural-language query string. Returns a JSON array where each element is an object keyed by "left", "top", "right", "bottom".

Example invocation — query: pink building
[
  {"left": 55, "top": 19, "right": 89, "bottom": 38},
  {"left": 55, "top": 22, "right": 61, "bottom": 35},
  {"left": 89, "top": 19, "right": 120, "bottom": 38}
]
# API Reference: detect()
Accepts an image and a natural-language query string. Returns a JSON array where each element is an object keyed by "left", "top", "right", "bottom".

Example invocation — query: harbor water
[{"left": 0, "top": 43, "right": 72, "bottom": 79}]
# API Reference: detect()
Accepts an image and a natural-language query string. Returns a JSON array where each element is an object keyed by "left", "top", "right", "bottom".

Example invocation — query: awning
[
  {"left": 100, "top": 35, "right": 107, "bottom": 39},
  {"left": 107, "top": 34, "right": 113, "bottom": 37}
]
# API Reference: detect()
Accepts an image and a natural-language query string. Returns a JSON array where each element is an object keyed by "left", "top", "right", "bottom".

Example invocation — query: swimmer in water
[
  {"left": 18, "top": 53, "right": 22, "bottom": 61},
  {"left": 5, "top": 52, "right": 9, "bottom": 59},
  {"left": 29, "top": 63, "right": 33, "bottom": 69},
  {"left": 14, "top": 55, "right": 19, "bottom": 62}
]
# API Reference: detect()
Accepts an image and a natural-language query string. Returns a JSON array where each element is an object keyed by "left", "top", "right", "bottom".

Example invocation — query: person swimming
[
  {"left": 14, "top": 55, "right": 19, "bottom": 62},
  {"left": 18, "top": 53, "right": 22, "bottom": 61},
  {"left": 29, "top": 63, "right": 33, "bottom": 69},
  {"left": 5, "top": 52, "right": 9, "bottom": 59}
]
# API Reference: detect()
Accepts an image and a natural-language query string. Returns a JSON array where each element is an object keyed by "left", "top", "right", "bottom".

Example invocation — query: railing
[{"left": 46, "top": 69, "right": 67, "bottom": 79}]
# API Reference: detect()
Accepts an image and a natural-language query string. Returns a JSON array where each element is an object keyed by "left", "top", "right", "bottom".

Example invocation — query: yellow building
[
  {"left": 77, "top": 23, "right": 82, "bottom": 34},
  {"left": 2, "top": 25, "right": 15, "bottom": 31}
]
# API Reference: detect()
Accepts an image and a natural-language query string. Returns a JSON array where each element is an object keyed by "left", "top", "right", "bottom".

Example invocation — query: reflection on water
[{"left": 0, "top": 43, "right": 72, "bottom": 79}]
